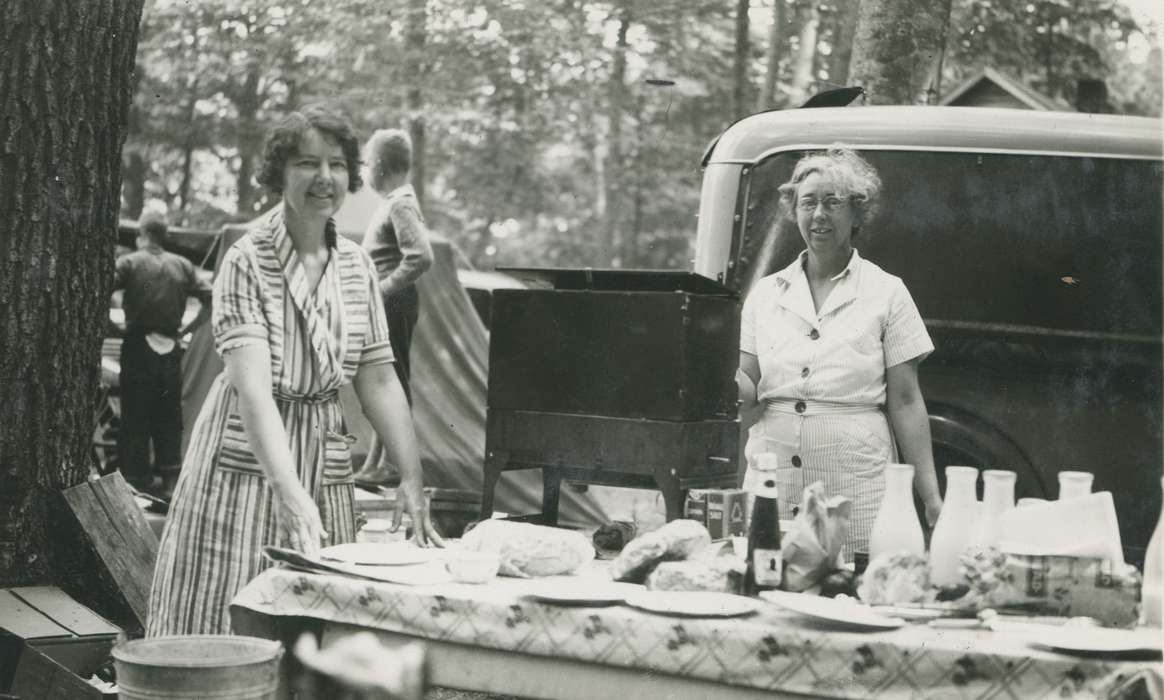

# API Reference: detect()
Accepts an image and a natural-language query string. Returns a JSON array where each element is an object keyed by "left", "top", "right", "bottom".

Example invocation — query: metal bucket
[{"left": 113, "top": 635, "right": 283, "bottom": 700}]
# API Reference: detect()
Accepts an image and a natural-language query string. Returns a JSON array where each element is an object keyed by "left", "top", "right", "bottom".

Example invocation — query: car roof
[{"left": 706, "top": 106, "right": 1163, "bottom": 164}]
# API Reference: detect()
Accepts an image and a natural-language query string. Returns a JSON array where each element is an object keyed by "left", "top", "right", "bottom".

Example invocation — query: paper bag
[{"left": 781, "top": 482, "right": 852, "bottom": 592}]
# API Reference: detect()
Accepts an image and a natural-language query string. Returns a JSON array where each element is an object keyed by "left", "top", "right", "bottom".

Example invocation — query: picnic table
[{"left": 231, "top": 563, "right": 1162, "bottom": 699}]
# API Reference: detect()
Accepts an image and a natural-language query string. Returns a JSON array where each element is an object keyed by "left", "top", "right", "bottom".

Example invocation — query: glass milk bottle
[
  {"left": 1058, "top": 470, "right": 1094, "bottom": 500},
  {"left": 868, "top": 463, "right": 925, "bottom": 561},
  {"left": 1141, "top": 477, "right": 1164, "bottom": 627},
  {"left": 929, "top": 466, "right": 979, "bottom": 586},
  {"left": 970, "top": 470, "right": 1016, "bottom": 549}
]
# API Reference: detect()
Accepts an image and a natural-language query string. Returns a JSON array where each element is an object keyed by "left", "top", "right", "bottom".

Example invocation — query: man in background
[{"left": 113, "top": 211, "right": 212, "bottom": 498}]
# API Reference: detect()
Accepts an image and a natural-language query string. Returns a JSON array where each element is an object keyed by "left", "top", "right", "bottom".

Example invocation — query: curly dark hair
[{"left": 254, "top": 103, "right": 363, "bottom": 195}]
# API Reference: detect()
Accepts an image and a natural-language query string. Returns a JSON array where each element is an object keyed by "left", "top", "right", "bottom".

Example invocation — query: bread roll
[{"left": 460, "top": 520, "right": 594, "bottom": 578}]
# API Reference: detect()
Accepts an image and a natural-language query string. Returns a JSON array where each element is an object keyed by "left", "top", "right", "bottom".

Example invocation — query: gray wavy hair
[{"left": 777, "top": 147, "right": 882, "bottom": 234}]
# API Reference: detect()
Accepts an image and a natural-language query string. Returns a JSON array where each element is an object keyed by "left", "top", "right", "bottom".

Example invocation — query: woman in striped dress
[
  {"left": 147, "top": 104, "right": 443, "bottom": 637},
  {"left": 737, "top": 147, "right": 943, "bottom": 559}
]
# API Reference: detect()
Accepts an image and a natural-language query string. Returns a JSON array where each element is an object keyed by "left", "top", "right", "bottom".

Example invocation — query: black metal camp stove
[{"left": 480, "top": 268, "right": 742, "bottom": 523}]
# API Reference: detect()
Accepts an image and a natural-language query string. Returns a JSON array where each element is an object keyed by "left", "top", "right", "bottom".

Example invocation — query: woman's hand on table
[
  {"left": 394, "top": 480, "right": 446, "bottom": 548},
  {"left": 271, "top": 478, "right": 327, "bottom": 557}
]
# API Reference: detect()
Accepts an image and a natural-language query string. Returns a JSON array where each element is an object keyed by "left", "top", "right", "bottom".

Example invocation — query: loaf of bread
[
  {"left": 460, "top": 520, "right": 594, "bottom": 578},
  {"left": 610, "top": 519, "right": 712, "bottom": 582}
]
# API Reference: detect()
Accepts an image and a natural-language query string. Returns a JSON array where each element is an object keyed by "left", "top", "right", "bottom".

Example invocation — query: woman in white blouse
[{"left": 737, "top": 147, "right": 942, "bottom": 558}]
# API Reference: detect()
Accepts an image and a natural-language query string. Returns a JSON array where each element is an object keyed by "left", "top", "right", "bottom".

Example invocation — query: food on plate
[
  {"left": 610, "top": 519, "right": 713, "bottom": 582},
  {"left": 460, "top": 520, "right": 594, "bottom": 578},
  {"left": 646, "top": 542, "right": 745, "bottom": 592},
  {"left": 856, "top": 551, "right": 931, "bottom": 605},
  {"left": 819, "top": 569, "right": 858, "bottom": 598},
  {"left": 950, "top": 547, "right": 1141, "bottom": 626}
]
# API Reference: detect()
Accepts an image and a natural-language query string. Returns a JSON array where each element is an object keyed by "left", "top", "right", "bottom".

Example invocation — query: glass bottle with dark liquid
[{"left": 745, "top": 474, "right": 783, "bottom": 595}]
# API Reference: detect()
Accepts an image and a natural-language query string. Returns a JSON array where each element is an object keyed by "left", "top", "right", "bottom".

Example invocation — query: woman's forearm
[
  {"left": 886, "top": 360, "right": 941, "bottom": 513},
  {"left": 890, "top": 397, "right": 941, "bottom": 507},
  {"left": 224, "top": 346, "right": 299, "bottom": 492}
]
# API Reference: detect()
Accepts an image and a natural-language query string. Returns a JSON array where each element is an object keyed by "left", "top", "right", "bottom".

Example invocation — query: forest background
[{"left": 126, "top": 0, "right": 1163, "bottom": 272}]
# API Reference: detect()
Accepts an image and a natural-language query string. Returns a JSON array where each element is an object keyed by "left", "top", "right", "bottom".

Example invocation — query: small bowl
[{"left": 445, "top": 551, "right": 501, "bottom": 584}]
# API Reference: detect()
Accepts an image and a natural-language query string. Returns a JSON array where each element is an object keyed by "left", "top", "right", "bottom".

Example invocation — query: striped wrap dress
[
  {"left": 146, "top": 205, "right": 395, "bottom": 637},
  {"left": 741, "top": 250, "right": 933, "bottom": 557}
]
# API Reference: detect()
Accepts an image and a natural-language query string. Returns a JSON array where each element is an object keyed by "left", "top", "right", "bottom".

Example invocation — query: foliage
[{"left": 124, "top": 0, "right": 1161, "bottom": 269}]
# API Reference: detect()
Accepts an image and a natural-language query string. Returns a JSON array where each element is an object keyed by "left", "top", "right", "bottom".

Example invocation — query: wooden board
[
  {"left": 61, "top": 473, "right": 159, "bottom": 628},
  {"left": 5, "top": 588, "right": 119, "bottom": 638},
  {"left": 0, "top": 591, "right": 73, "bottom": 640}
]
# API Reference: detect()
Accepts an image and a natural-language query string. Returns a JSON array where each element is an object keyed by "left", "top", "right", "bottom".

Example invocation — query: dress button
[
  {"left": 791, "top": 455, "right": 802, "bottom": 468},
  {"left": 795, "top": 400, "right": 806, "bottom": 414},
  {"left": 801, "top": 367, "right": 810, "bottom": 379},
  {"left": 809, "top": 329, "right": 820, "bottom": 340}
]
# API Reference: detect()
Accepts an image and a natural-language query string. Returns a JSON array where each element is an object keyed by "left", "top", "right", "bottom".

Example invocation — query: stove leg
[
  {"left": 480, "top": 450, "right": 507, "bottom": 520},
  {"left": 541, "top": 466, "right": 561, "bottom": 525}
]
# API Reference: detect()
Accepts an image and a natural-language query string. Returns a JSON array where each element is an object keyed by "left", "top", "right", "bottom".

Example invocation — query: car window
[{"left": 739, "top": 150, "right": 1164, "bottom": 336}]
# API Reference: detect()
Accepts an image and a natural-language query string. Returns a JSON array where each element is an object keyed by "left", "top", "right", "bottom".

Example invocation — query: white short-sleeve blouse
[{"left": 741, "top": 249, "right": 933, "bottom": 407}]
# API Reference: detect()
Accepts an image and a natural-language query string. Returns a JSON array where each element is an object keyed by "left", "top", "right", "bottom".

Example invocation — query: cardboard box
[
  {"left": 0, "top": 586, "right": 120, "bottom": 692},
  {"left": 705, "top": 489, "right": 747, "bottom": 540}
]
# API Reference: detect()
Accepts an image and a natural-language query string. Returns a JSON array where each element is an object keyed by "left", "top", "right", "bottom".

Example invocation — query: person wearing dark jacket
[{"left": 113, "top": 211, "right": 212, "bottom": 496}]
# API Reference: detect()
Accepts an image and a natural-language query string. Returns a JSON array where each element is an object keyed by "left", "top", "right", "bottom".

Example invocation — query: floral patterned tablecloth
[{"left": 232, "top": 566, "right": 1162, "bottom": 699}]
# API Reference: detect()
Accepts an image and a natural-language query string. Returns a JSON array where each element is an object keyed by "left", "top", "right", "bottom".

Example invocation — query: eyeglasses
[{"left": 796, "top": 196, "right": 850, "bottom": 213}]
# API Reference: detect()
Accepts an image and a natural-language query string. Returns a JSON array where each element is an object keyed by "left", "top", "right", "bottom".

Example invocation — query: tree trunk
[
  {"left": 848, "top": 0, "right": 946, "bottom": 105},
  {"left": 757, "top": 0, "right": 788, "bottom": 110},
  {"left": 789, "top": 0, "right": 821, "bottom": 105},
  {"left": 828, "top": 0, "right": 860, "bottom": 87},
  {"left": 406, "top": 0, "right": 427, "bottom": 208},
  {"left": 732, "top": 0, "right": 751, "bottom": 119},
  {"left": 122, "top": 148, "right": 146, "bottom": 220},
  {"left": 0, "top": 0, "right": 145, "bottom": 587},
  {"left": 605, "top": 3, "right": 632, "bottom": 266},
  {"left": 235, "top": 62, "right": 261, "bottom": 216}
]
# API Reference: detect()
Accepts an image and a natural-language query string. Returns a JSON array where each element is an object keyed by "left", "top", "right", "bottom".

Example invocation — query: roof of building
[{"left": 940, "top": 67, "right": 1071, "bottom": 111}]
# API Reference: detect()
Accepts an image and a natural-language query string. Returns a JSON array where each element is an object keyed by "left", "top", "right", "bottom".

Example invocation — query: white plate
[
  {"left": 760, "top": 590, "right": 906, "bottom": 631},
  {"left": 523, "top": 578, "right": 644, "bottom": 605},
  {"left": 624, "top": 591, "right": 760, "bottom": 618},
  {"left": 320, "top": 542, "right": 443, "bottom": 567},
  {"left": 1027, "top": 627, "right": 1164, "bottom": 655}
]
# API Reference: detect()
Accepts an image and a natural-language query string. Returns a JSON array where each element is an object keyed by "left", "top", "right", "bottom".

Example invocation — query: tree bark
[
  {"left": 605, "top": 2, "right": 632, "bottom": 265},
  {"left": 406, "top": 0, "right": 427, "bottom": 208},
  {"left": 788, "top": 0, "right": 821, "bottom": 105},
  {"left": 235, "top": 62, "right": 261, "bottom": 216},
  {"left": 732, "top": 0, "right": 751, "bottom": 119},
  {"left": 828, "top": 0, "right": 860, "bottom": 87},
  {"left": 0, "top": 0, "right": 145, "bottom": 586},
  {"left": 757, "top": 0, "right": 788, "bottom": 110},
  {"left": 848, "top": 0, "right": 946, "bottom": 105},
  {"left": 122, "top": 148, "right": 146, "bottom": 220}
]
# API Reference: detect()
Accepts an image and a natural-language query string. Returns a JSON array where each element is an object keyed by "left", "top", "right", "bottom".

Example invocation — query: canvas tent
[{"left": 179, "top": 187, "right": 612, "bottom": 527}]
